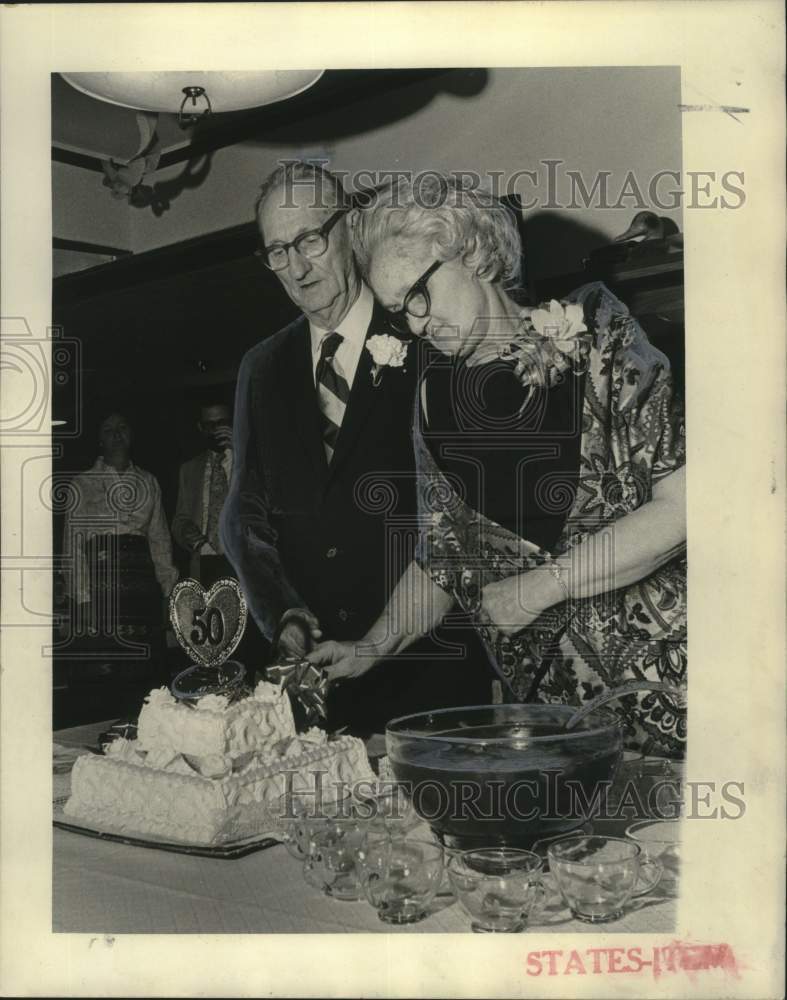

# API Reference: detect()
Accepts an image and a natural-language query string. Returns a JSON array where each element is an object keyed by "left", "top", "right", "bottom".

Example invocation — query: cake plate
[{"left": 52, "top": 812, "right": 279, "bottom": 859}]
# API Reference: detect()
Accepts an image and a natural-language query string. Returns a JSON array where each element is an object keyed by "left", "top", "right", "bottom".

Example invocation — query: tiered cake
[{"left": 64, "top": 682, "right": 375, "bottom": 846}]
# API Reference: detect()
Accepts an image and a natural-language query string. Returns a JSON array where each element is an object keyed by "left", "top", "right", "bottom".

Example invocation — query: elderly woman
[{"left": 309, "top": 175, "right": 686, "bottom": 756}]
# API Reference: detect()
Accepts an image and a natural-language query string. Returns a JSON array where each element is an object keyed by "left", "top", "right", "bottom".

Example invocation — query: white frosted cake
[
  {"left": 136, "top": 683, "right": 296, "bottom": 773},
  {"left": 63, "top": 681, "right": 376, "bottom": 846}
]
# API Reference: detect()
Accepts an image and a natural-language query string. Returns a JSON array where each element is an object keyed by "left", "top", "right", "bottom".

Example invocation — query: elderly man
[{"left": 221, "top": 161, "right": 487, "bottom": 733}]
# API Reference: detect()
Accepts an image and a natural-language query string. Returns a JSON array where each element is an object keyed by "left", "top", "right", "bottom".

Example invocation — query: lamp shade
[{"left": 60, "top": 70, "right": 324, "bottom": 114}]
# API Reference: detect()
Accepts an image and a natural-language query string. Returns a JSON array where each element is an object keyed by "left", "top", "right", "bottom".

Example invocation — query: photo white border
[{"left": 1, "top": 2, "right": 784, "bottom": 997}]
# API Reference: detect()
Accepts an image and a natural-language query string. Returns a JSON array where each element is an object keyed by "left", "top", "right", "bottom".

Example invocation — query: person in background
[
  {"left": 172, "top": 397, "right": 234, "bottom": 589},
  {"left": 221, "top": 160, "right": 490, "bottom": 734},
  {"left": 62, "top": 412, "right": 178, "bottom": 695},
  {"left": 171, "top": 393, "right": 269, "bottom": 675}
]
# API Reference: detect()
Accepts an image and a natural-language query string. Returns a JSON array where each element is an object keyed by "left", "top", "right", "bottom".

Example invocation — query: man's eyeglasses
[
  {"left": 386, "top": 259, "right": 444, "bottom": 332},
  {"left": 257, "top": 208, "right": 349, "bottom": 272}
]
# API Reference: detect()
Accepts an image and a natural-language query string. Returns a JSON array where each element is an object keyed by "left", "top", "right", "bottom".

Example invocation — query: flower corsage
[{"left": 500, "top": 299, "right": 589, "bottom": 389}]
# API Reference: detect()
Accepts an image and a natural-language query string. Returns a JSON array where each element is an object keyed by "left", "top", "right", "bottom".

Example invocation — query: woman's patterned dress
[{"left": 415, "top": 283, "right": 687, "bottom": 756}]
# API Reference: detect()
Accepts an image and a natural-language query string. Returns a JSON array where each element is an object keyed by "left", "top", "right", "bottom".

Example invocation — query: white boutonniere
[{"left": 366, "top": 334, "right": 409, "bottom": 387}]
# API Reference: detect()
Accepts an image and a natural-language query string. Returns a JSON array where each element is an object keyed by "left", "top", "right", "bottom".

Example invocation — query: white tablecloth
[{"left": 53, "top": 722, "right": 678, "bottom": 935}]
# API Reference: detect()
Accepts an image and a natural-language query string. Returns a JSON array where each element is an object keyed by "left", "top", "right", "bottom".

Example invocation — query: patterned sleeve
[
  {"left": 611, "top": 312, "right": 685, "bottom": 489},
  {"left": 649, "top": 366, "right": 686, "bottom": 482},
  {"left": 413, "top": 376, "right": 459, "bottom": 597},
  {"left": 574, "top": 281, "right": 686, "bottom": 494}
]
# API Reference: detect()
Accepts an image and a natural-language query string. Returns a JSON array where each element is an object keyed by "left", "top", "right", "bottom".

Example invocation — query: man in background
[
  {"left": 172, "top": 394, "right": 268, "bottom": 671},
  {"left": 172, "top": 397, "right": 234, "bottom": 589}
]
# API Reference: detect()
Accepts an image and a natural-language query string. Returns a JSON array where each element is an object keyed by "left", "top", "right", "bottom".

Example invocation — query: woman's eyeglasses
[
  {"left": 257, "top": 208, "right": 349, "bottom": 271},
  {"left": 387, "top": 259, "right": 444, "bottom": 332}
]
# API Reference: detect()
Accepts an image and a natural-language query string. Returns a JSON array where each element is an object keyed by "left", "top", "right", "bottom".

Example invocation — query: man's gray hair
[{"left": 255, "top": 160, "right": 352, "bottom": 237}]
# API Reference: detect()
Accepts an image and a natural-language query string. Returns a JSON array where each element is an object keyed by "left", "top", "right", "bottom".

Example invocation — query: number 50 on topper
[{"left": 169, "top": 577, "right": 247, "bottom": 667}]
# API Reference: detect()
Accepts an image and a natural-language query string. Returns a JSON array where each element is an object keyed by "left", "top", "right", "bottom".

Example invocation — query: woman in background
[
  {"left": 309, "top": 175, "right": 687, "bottom": 756},
  {"left": 63, "top": 412, "right": 178, "bottom": 694}
]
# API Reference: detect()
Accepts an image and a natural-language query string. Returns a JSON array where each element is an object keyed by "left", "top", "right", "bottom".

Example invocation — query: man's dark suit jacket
[
  {"left": 171, "top": 451, "right": 211, "bottom": 580},
  {"left": 220, "top": 297, "right": 491, "bottom": 732}
]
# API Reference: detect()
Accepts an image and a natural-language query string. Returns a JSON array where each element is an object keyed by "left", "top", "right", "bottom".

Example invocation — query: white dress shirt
[
  {"left": 309, "top": 282, "right": 374, "bottom": 389},
  {"left": 63, "top": 457, "right": 179, "bottom": 603}
]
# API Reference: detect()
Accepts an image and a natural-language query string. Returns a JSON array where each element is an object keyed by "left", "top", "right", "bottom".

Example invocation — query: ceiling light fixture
[
  {"left": 178, "top": 86, "right": 211, "bottom": 128},
  {"left": 60, "top": 71, "right": 325, "bottom": 128}
]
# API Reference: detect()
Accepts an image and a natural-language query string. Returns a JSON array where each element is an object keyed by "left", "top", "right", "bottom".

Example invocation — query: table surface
[{"left": 53, "top": 721, "right": 679, "bottom": 935}]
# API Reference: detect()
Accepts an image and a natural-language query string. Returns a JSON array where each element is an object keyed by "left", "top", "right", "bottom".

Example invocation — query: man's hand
[
  {"left": 191, "top": 532, "right": 210, "bottom": 553},
  {"left": 276, "top": 608, "right": 322, "bottom": 659},
  {"left": 214, "top": 424, "right": 233, "bottom": 451},
  {"left": 305, "top": 640, "right": 379, "bottom": 682}
]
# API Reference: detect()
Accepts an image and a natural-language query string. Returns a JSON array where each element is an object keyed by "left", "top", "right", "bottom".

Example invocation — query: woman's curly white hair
[{"left": 353, "top": 173, "right": 523, "bottom": 288}]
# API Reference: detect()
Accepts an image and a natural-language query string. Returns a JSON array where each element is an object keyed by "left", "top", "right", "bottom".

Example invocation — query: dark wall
[{"left": 52, "top": 226, "right": 299, "bottom": 556}]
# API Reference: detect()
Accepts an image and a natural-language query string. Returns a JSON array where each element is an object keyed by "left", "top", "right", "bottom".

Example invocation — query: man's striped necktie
[{"left": 315, "top": 331, "right": 350, "bottom": 463}]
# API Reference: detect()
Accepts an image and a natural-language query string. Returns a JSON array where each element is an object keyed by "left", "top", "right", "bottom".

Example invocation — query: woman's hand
[
  {"left": 305, "top": 640, "right": 379, "bottom": 682},
  {"left": 482, "top": 569, "right": 564, "bottom": 636}
]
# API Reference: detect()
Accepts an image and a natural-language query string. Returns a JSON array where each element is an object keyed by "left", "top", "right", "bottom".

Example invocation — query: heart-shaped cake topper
[{"left": 169, "top": 577, "right": 247, "bottom": 667}]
